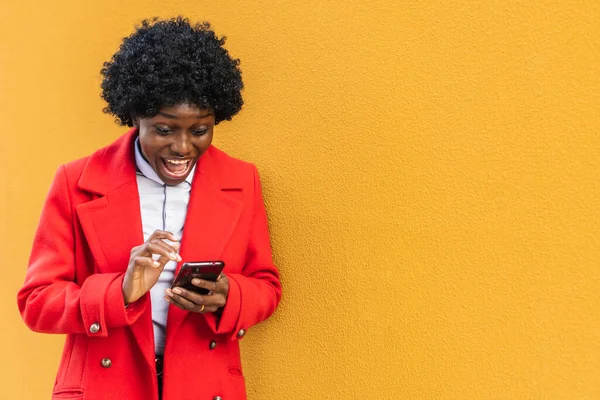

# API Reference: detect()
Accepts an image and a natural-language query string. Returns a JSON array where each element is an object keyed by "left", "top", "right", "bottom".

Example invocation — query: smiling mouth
[{"left": 160, "top": 158, "right": 193, "bottom": 179}]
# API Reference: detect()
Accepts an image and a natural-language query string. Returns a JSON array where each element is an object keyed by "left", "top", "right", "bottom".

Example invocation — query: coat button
[
  {"left": 101, "top": 358, "right": 112, "bottom": 368},
  {"left": 209, "top": 340, "right": 217, "bottom": 350},
  {"left": 213, "top": 397, "right": 223, "bottom": 400},
  {"left": 237, "top": 329, "right": 246, "bottom": 338},
  {"left": 89, "top": 323, "right": 100, "bottom": 333}
]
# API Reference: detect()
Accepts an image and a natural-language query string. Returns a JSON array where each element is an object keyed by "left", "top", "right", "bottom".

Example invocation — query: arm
[
  {"left": 17, "top": 165, "right": 147, "bottom": 337},
  {"left": 206, "top": 165, "right": 282, "bottom": 340}
]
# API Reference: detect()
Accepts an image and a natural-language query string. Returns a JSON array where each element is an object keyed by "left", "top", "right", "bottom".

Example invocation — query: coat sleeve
[
  {"left": 17, "top": 165, "right": 147, "bottom": 337},
  {"left": 205, "top": 165, "right": 282, "bottom": 340}
]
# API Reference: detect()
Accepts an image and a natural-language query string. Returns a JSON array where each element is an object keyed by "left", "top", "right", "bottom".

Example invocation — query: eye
[
  {"left": 155, "top": 125, "right": 172, "bottom": 135},
  {"left": 192, "top": 128, "right": 209, "bottom": 137}
]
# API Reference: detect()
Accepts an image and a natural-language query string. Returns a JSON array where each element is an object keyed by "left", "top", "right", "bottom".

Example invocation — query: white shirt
[{"left": 134, "top": 138, "right": 195, "bottom": 355}]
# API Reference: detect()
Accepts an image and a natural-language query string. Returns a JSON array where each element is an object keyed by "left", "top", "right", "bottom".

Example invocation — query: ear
[{"left": 132, "top": 114, "right": 140, "bottom": 127}]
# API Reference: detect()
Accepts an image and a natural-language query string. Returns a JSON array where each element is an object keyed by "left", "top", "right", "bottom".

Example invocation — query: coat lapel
[
  {"left": 166, "top": 147, "right": 244, "bottom": 341},
  {"left": 75, "top": 129, "right": 155, "bottom": 370},
  {"left": 76, "top": 181, "right": 143, "bottom": 274},
  {"left": 76, "top": 129, "right": 144, "bottom": 276}
]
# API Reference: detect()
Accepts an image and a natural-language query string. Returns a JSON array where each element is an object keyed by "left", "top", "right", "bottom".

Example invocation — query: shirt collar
[{"left": 134, "top": 137, "right": 195, "bottom": 186}]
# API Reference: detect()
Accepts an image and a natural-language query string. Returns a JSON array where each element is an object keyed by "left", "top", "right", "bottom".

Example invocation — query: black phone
[{"left": 171, "top": 261, "right": 225, "bottom": 295}]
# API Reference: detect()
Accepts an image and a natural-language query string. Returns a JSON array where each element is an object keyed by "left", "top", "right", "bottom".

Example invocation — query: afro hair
[{"left": 100, "top": 17, "right": 244, "bottom": 126}]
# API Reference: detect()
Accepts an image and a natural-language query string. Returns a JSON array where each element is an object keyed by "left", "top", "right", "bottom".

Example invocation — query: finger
[
  {"left": 165, "top": 290, "right": 193, "bottom": 309},
  {"left": 191, "top": 278, "right": 218, "bottom": 294},
  {"left": 133, "top": 256, "right": 163, "bottom": 271},
  {"left": 149, "top": 230, "right": 180, "bottom": 243},
  {"left": 168, "top": 290, "right": 222, "bottom": 312},
  {"left": 173, "top": 286, "right": 226, "bottom": 309},
  {"left": 216, "top": 273, "right": 228, "bottom": 286},
  {"left": 148, "top": 240, "right": 179, "bottom": 268},
  {"left": 145, "top": 242, "right": 181, "bottom": 262},
  {"left": 164, "top": 293, "right": 189, "bottom": 311},
  {"left": 216, "top": 274, "right": 229, "bottom": 293},
  {"left": 166, "top": 292, "right": 220, "bottom": 313},
  {"left": 170, "top": 287, "right": 206, "bottom": 305},
  {"left": 149, "top": 237, "right": 181, "bottom": 254},
  {"left": 165, "top": 289, "right": 196, "bottom": 310},
  {"left": 171, "top": 287, "right": 224, "bottom": 309},
  {"left": 147, "top": 239, "right": 180, "bottom": 258}
]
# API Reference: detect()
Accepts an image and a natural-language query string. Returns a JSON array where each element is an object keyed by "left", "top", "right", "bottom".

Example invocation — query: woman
[{"left": 17, "top": 17, "right": 281, "bottom": 400}]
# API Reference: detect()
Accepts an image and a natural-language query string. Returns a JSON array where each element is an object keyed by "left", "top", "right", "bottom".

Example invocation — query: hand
[
  {"left": 165, "top": 274, "right": 229, "bottom": 313},
  {"left": 122, "top": 230, "right": 181, "bottom": 305}
]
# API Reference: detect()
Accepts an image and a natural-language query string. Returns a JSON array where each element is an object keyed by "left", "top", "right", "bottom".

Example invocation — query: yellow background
[{"left": 1, "top": 1, "right": 599, "bottom": 399}]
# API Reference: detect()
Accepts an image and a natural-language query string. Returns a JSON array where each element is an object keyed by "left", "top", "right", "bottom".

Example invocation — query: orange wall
[{"left": 1, "top": 1, "right": 600, "bottom": 399}]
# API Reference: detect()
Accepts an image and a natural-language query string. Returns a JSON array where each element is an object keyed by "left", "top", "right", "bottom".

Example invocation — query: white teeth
[{"left": 166, "top": 159, "right": 189, "bottom": 165}]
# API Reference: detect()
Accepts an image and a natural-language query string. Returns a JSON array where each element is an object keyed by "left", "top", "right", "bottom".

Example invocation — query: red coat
[{"left": 17, "top": 129, "right": 282, "bottom": 400}]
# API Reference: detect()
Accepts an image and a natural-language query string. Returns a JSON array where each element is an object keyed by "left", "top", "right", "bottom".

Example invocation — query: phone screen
[{"left": 171, "top": 261, "right": 225, "bottom": 295}]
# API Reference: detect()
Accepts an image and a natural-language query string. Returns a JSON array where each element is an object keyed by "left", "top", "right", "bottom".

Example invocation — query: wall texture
[{"left": 1, "top": 1, "right": 599, "bottom": 399}]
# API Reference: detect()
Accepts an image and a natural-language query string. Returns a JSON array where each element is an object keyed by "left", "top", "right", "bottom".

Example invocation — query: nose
[{"left": 170, "top": 133, "right": 192, "bottom": 156}]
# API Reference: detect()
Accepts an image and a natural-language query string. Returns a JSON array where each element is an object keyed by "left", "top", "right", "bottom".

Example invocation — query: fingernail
[
  {"left": 177, "top": 255, "right": 182, "bottom": 262},
  {"left": 153, "top": 260, "right": 160, "bottom": 267},
  {"left": 172, "top": 288, "right": 182, "bottom": 295},
  {"left": 192, "top": 278, "right": 200, "bottom": 285},
  {"left": 169, "top": 252, "right": 178, "bottom": 260},
  {"left": 165, "top": 289, "right": 172, "bottom": 296}
]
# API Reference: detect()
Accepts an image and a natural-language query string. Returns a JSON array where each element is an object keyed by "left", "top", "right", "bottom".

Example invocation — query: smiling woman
[{"left": 17, "top": 17, "right": 281, "bottom": 400}]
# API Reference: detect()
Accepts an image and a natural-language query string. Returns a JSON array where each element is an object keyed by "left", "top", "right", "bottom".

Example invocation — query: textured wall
[{"left": 1, "top": 1, "right": 599, "bottom": 399}]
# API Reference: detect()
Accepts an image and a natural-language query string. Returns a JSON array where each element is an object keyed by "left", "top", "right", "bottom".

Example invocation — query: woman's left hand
[{"left": 165, "top": 274, "right": 229, "bottom": 313}]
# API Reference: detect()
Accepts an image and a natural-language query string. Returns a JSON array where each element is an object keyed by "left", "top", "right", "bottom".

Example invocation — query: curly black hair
[{"left": 100, "top": 17, "right": 243, "bottom": 126}]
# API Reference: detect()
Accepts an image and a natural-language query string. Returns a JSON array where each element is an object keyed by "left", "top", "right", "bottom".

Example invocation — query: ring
[{"left": 199, "top": 304, "right": 205, "bottom": 313}]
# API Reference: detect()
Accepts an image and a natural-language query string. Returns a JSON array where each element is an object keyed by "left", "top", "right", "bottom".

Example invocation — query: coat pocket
[
  {"left": 228, "top": 366, "right": 244, "bottom": 377},
  {"left": 52, "top": 388, "right": 84, "bottom": 400}
]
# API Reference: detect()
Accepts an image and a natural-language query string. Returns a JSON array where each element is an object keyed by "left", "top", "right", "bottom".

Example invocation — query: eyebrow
[{"left": 157, "top": 111, "right": 214, "bottom": 119}]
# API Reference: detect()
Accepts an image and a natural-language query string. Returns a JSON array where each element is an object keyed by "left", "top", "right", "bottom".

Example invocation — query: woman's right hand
[{"left": 122, "top": 230, "right": 181, "bottom": 305}]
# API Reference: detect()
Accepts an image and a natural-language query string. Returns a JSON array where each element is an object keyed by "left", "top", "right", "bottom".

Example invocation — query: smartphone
[{"left": 171, "top": 261, "right": 225, "bottom": 295}]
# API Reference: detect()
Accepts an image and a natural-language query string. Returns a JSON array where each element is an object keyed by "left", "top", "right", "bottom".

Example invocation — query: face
[{"left": 136, "top": 103, "right": 215, "bottom": 186}]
